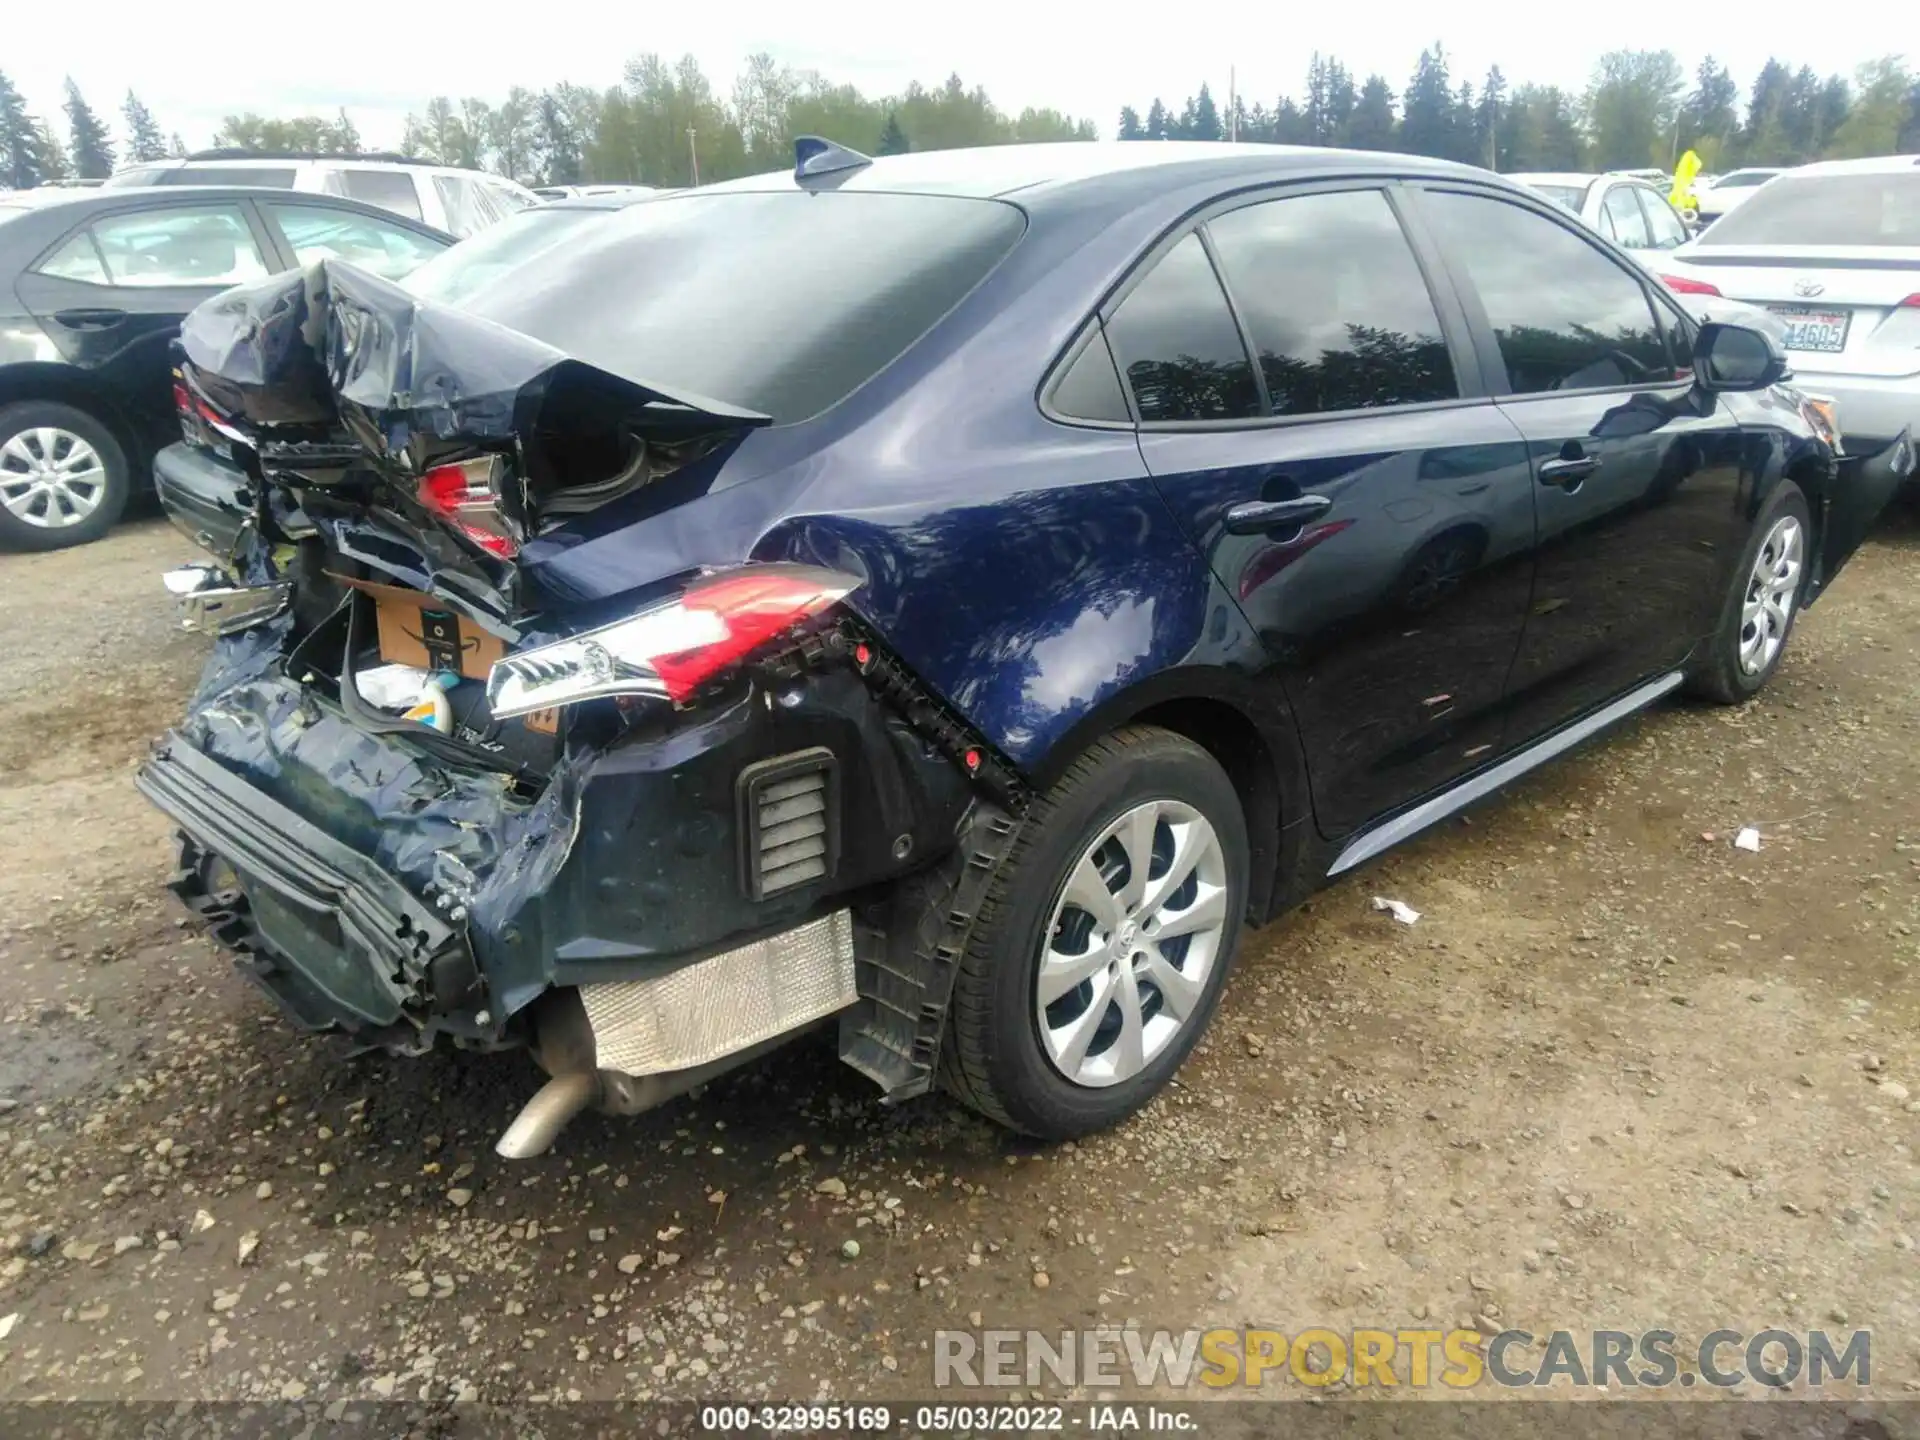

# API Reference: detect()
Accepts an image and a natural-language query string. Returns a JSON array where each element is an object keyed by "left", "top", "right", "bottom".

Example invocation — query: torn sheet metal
[{"left": 176, "top": 258, "right": 770, "bottom": 475}]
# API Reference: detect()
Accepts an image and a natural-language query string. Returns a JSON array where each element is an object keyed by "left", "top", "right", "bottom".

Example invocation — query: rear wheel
[
  {"left": 1688, "top": 481, "right": 1810, "bottom": 705},
  {"left": 940, "top": 726, "right": 1248, "bottom": 1138},
  {"left": 0, "top": 400, "right": 130, "bottom": 551}
]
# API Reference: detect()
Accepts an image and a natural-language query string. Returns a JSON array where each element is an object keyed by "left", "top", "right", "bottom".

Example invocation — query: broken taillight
[
  {"left": 418, "top": 458, "right": 518, "bottom": 559},
  {"left": 486, "top": 564, "right": 862, "bottom": 716}
]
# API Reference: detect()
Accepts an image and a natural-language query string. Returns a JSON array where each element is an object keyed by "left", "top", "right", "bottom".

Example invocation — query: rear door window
[
  {"left": 433, "top": 175, "right": 505, "bottom": 237},
  {"left": 1204, "top": 188, "right": 1458, "bottom": 416},
  {"left": 1103, "top": 233, "right": 1261, "bottom": 423},
  {"left": 341, "top": 169, "right": 425, "bottom": 221},
  {"left": 1423, "top": 191, "right": 1670, "bottom": 393},
  {"left": 34, "top": 230, "right": 111, "bottom": 284},
  {"left": 1049, "top": 327, "right": 1131, "bottom": 423},
  {"left": 1600, "top": 185, "right": 1653, "bottom": 249},
  {"left": 1636, "top": 189, "right": 1689, "bottom": 251},
  {"left": 266, "top": 202, "right": 448, "bottom": 278},
  {"left": 43, "top": 205, "right": 271, "bottom": 288}
]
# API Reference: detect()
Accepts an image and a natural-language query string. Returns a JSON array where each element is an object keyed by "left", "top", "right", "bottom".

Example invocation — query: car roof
[
  {"left": 543, "top": 190, "right": 672, "bottom": 211},
  {"left": 116, "top": 155, "right": 529, "bottom": 183},
  {"left": 1774, "top": 155, "right": 1920, "bottom": 178},
  {"left": 0, "top": 184, "right": 453, "bottom": 236},
  {"left": 697, "top": 140, "right": 1491, "bottom": 205}
]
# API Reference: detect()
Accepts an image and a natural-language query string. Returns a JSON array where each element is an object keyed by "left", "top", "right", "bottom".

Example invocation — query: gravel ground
[{"left": 0, "top": 508, "right": 1915, "bottom": 1406}]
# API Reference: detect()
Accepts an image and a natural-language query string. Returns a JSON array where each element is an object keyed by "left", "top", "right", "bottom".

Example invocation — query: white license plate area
[{"left": 1765, "top": 304, "right": 1850, "bottom": 353}]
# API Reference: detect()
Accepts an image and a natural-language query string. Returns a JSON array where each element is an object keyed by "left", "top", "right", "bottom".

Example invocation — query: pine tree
[
  {"left": 37, "top": 122, "right": 71, "bottom": 182},
  {"left": 63, "top": 79, "right": 115, "bottom": 179},
  {"left": 122, "top": 90, "right": 167, "bottom": 163},
  {"left": 1144, "top": 98, "right": 1169, "bottom": 140},
  {"left": 877, "top": 111, "right": 909, "bottom": 154},
  {"left": 1323, "top": 60, "right": 1356, "bottom": 144},
  {"left": 1742, "top": 59, "right": 1793, "bottom": 163},
  {"left": 1305, "top": 54, "right": 1332, "bottom": 145},
  {"left": 1, "top": 70, "right": 50, "bottom": 189},
  {"left": 1400, "top": 45, "right": 1456, "bottom": 160},
  {"left": 1678, "top": 57, "right": 1738, "bottom": 156},
  {"left": 1348, "top": 77, "right": 1397, "bottom": 151},
  {"left": 1477, "top": 66, "right": 1507, "bottom": 168},
  {"left": 1189, "top": 84, "right": 1222, "bottom": 142},
  {"left": 1118, "top": 105, "right": 1143, "bottom": 141},
  {"left": 1451, "top": 80, "right": 1478, "bottom": 164}
]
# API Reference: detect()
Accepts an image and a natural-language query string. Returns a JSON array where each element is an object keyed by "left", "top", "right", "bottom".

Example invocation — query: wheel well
[
  {"left": 0, "top": 364, "right": 144, "bottom": 476},
  {"left": 1131, "top": 695, "right": 1283, "bottom": 922}
]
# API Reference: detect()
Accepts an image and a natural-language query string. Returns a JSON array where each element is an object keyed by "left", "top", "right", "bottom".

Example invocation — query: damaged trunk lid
[{"left": 176, "top": 257, "right": 771, "bottom": 621}]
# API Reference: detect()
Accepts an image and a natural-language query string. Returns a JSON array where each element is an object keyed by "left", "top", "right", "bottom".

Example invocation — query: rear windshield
[
  {"left": 451, "top": 190, "right": 1026, "bottom": 423},
  {"left": 1527, "top": 184, "right": 1588, "bottom": 213},
  {"left": 402, "top": 207, "right": 606, "bottom": 306},
  {"left": 1700, "top": 172, "right": 1920, "bottom": 246}
]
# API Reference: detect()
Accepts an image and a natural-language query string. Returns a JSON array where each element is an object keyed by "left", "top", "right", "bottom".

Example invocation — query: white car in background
[
  {"left": 1509, "top": 171, "right": 1693, "bottom": 265},
  {"left": 104, "top": 152, "right": 539, "bottom": 238},
  {"left": 1658, "top": 155, "right": 1920, "bottom": 452},
  {"left": 531, "top": 183, "right": 664, "bottom": 202},
  {"left": 1694, "top": 167, "right": 1787, "bottom": 225}
]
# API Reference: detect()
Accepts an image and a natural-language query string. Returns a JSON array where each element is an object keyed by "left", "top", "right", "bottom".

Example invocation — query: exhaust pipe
[
  {"left": 493, "top": 992, "right": 831, "bottom": 1159},
  {"left": 494, "top": 1071, "right": 599, "bottom": 1160}
]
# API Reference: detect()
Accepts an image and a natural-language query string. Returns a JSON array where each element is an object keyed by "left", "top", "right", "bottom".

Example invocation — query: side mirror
[{"left": 1693, "top": 320, "right": 1791, "bottom": 392}]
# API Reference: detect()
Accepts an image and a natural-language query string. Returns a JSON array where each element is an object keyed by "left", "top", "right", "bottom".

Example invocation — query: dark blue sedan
[{"left": 139, "top": 140, "right": 1911, "bottom": 1155}]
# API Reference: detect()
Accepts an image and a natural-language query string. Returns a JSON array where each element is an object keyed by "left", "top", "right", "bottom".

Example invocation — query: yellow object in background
[{"left": 1671, "top": 150, "right": 1703, "bottom": 212}]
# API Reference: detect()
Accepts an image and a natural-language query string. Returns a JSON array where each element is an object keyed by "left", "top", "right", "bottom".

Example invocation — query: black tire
[
  {"left": 0, "top": 400, "right": 131, "bottom": 552},
  {"left": 940, "top": 725, "right": 1249, "bottom": 1138},
  {"left": 1687, "top": 480, "right": 1811, "bottom": 705}
]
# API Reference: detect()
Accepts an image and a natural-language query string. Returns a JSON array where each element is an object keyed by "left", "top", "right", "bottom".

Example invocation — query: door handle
[
  {"left": 1538, "top": 455, "right": 1600, "bottom": 489},
  {"left": 51, "top": 307, "right": 128, "bottom": 331},
  {"left": 1223, "top": 495, "right": 1334, "bottom": 535}
]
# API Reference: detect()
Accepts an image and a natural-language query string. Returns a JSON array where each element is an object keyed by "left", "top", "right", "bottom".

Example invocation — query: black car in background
[{"left": 0, "top": 187, "right": 452, "bottom": 551}]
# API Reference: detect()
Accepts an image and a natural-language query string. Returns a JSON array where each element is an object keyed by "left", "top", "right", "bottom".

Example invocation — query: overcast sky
[{"left": 7, "top": 2, "right": 1903, "bottom": 153}]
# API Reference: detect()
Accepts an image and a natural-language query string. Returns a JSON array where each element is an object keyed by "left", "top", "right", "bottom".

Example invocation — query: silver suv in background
[{"left": 104, "top": 152, "right": 538, "bottom": 238}]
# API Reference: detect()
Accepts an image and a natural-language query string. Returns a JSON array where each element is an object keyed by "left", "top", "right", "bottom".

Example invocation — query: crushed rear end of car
[{"left": 136, "top": 255, "right": 1005, "bottom": 1154}]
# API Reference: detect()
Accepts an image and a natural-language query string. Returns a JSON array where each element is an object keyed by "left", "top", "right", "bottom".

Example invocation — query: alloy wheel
[
  {"left": 1034, "top": 798, "right": 1230, "bottom": 1088},
  {"left": 0, "top": 427, "right": 109, "bottom": 529},
  {"left": 1738, "top": 514, "right": 1803, "bottom": 675}
]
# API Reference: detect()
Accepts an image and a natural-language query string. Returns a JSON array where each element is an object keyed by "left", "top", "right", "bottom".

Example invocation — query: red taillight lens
[
  {"left": 651, "top": 569, "right": 859, "bottom": 703},
  {"left": 1661, "top": 274, "right": 1721, "bottom": 296},
  {"left": 418, "top": 458, "right": 518, "bottom": 559},
  {"left": 173, "top": 378, "right": 224, "bottom": 427},
  {"left": 1899, "top": 293, "right": 1920, "bottom": 308},
  {"left": 485, "top": 563, "right": 862, "bottom": 717}
]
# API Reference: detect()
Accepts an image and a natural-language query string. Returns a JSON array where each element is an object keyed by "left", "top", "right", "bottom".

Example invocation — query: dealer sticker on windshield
[{"left": 1766, "top": 304, "right": 1851, "bottom": 353}]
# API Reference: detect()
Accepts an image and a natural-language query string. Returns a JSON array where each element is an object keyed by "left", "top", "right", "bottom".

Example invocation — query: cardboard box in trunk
[{"left": 327, "top": 574, "right": 505, "bottom": 680}]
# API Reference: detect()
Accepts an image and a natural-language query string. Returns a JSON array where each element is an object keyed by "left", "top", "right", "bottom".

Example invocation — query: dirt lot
[{"left": 0, "top": 509, "right": 1916, "bottom": 1407}]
